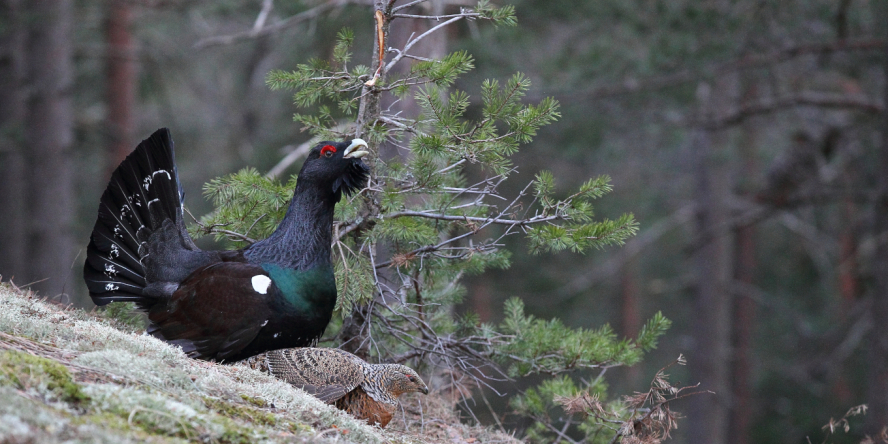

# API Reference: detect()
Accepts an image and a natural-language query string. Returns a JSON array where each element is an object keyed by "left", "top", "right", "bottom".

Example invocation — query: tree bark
[
  {"left": 687, "top": 82, "right": 732, "bottom": 444},
  {"left": 620, "top": 258, "right": 642, "bottom": 387},
  {"left": 730, "top": 222, "right": 755, "bottom": 444},
  {"left": 865, "top": 15, "right": 888, "bottom": 435},
  {"left": 105, "top": 0, "right": 137, "bottom": 177},
  {"left": 0, "top": 0, "right": 28, "bottom": 284},
  {"left": 24, "top": 0, "right": 75, "bottom": 299},
  {"left": 340, "top": 1, "right": 393, "bottom": 358},
  {"left": 729, "top": 82, "right": 760, "bottom": 444}
]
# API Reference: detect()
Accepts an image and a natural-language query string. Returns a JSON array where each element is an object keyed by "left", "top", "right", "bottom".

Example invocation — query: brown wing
[
  {"left": 147, "top": 262, "right": 272, "bottom": 361},
  {"left": 264, "top": 348, "right": 365, "bottom": 403}
]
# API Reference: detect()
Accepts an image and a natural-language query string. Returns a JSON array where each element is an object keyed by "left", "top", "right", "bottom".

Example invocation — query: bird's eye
[
  {"left": 407, "top": 375, "right": 416, "bottom": 382},
  {"left": 321, "top": 145, "right": 336, "bottom": 158}
]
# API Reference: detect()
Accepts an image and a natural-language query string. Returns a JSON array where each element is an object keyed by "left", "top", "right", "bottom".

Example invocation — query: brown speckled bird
[{"left": 245, "top": 348, "right": 428, "bottom": 427}]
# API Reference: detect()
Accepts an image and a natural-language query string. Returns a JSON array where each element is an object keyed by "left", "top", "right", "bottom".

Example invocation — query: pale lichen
[
  {"left": 0, "top": 284, "right": 385, "bottom": 443},
  {"left": 0, "top": 283, "right": 518, "bottom": 444}
]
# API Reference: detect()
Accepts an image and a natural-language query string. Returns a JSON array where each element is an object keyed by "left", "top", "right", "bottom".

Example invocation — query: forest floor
[{"left": 0, "top": 283, "right": 518, "bottom": 443}]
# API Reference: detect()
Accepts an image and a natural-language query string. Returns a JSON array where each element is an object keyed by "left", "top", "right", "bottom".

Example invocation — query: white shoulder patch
[{"left": 251, "top": 275, "right": 272, "bottom": 294}]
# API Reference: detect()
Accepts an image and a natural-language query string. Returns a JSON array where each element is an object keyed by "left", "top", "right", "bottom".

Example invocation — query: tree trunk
[
  {"left": 865, "top": 16, "right": 888, "bottom": 435},
  {"left": 105, "top": 0, "right": 136, "bottom": 177},
  {"left": 731, "top": 222, "right": 755, "bottom": 444},
  {"left": 24, "top": 0, "right": 75, "bottom": 299},
  {"left": 729, "top": 83, "right": 760, "bottom": 444},
  {"left": 620, "top": 258, "right": 642, "bottom": 386},
  {"left": 340, "top": 0, "right": 393, "bottom": 358},
  {"left": 0, "top": 0, "right": 28, "bottom": 284},
  {"left": 833, "top": 197, "right": 858, "bottom": 406},
  {"left": 343, "top": 0, "right": 453, "bottom": 356},
  {"left": 687, "top": 82, "right": 732, "bottom": 444}
]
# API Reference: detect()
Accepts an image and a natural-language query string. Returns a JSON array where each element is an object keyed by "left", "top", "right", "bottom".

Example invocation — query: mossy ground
[
  {"left": 0, "top": 283, "right": 518, "bottom": 443},
  {"left": 0, "top": 349, "right": 89, "bottom": 404}
]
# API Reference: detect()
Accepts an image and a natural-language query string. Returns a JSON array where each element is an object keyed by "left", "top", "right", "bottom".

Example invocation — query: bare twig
[
  {"left": 384, "top": 15, "right": 465, "bottom": 73},
  {"left": 384, "top": 210, "right": 560, "bottom": 226},
  {"left": 364, "top": 9, "right": 386, "bottom": 86},
  {"left": 393, "top": 12, "right": 480, "bottom": 20},
  {"left": 251, "top": 0, "right": 274, "bottom": 33},
  {"left": 195, "top": 0, "right": 357, "bottom": 48},
  {"left": 701, "top": 91, "right": 883, "bottom": 129},
  {"left": 391, "top": 0, "right": 428, "bottom": 13},
  {"left": 265, "top": 141, "right": 313, "bottom": 178}
]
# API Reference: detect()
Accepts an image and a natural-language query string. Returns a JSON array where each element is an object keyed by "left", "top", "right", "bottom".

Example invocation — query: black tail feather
[{"left": 84, "top": 129, "right": 184, "bottom": 307}]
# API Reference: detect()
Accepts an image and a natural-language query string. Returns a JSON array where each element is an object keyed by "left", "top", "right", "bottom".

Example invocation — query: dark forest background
[{"left": 1, "top": 1, "right": 887, "bottom": 443}]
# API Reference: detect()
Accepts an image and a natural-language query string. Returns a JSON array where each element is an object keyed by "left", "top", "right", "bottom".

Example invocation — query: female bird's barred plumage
[
  {"left": 244, "top": 348, "right": 429, "bottom": 427},
  {"left": 83, "top": 129, "right": 369, "bottom": 361}
]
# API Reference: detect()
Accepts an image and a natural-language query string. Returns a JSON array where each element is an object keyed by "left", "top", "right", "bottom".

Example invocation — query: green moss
[
  {"left": 206, "top": 410, "right": 272, "bottom": 444},
  {"left": 0, "top": 350, "right": 89, "bottom": 404},
  {"left": 204, "top": 397, "right": 278, "bottom": 427},
  {"left": 71, "top": 412, "right": 129, "bottom": 431},
  {"left": 289, "top": 422, "right": 313, "bottom": 434},
  {"left": 71, "top": 412, "right": 186, "bottom": 443},
  {"left": 240, "top": 393, "right": 268, "bottom": 408},
  {"left": 125, "top": 407, "right": 195, "bottom": 440},
  {"left": 218, "top": 428, "right": 262, "bottom": 444}
]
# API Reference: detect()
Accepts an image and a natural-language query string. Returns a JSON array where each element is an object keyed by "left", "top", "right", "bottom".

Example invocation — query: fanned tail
[{"left": 84, "top": 128, "right": 186, "bottom": 308}]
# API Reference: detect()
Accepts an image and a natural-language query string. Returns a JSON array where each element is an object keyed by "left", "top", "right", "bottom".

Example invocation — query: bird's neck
[
  {"left": 245, "top": 179, "right": 335, "bottom": 270},
  {"left": 362, "top": 365, "right": 398, "bottom": 405}
]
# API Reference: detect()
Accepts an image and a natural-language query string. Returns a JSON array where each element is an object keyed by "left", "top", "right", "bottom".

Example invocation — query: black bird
[{"left": 83, "top": 128, "right": 369, "bottom": 361}]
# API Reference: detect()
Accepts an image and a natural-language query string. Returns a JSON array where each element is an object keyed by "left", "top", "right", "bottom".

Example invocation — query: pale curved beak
[{"left": 343, "top": 139, "right": 369, "bottom": 159}]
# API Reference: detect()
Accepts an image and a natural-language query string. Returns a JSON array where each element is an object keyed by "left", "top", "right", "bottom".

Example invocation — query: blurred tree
[
  {"left": 105, "top": 0, "right": 137, "bottom": 176},
  {"left": 729, "top": 81, "right": 761, "bottom": 444},
  {"left": 867, "top": 5, "right": 888, "bottom": 433},
  {"left": 23, "top": 0, "right": 76, "bottom": 300},
  {"left": 687, "top": 80, "right": 733, "bottom": 444},
  {"left": 452, "top": 1, "right": 887, "bottom": 442},
  {"left": 0, "top": 0, "right": 27, "bottom": 285}
]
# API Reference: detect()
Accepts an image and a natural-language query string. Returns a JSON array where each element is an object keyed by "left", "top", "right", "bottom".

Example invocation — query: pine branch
[
  {"left": 198, "top": 1, "right": 659, "bottom": 433},
  {"left": 384, "top": 210, "right": 561, "bottom": 225}
]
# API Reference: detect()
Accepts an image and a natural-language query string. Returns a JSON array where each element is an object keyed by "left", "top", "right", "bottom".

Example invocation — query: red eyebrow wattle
[{"left": 320, "top": 145, "right": 337, "bottom": 156}]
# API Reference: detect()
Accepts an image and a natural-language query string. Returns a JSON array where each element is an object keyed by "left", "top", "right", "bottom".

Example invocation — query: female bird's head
[
  {"left": 298, "top": 139, "right": 370, "bottom": 201},
  {"left": 385, "top": 365, "right": 430, "bottom": 398}
]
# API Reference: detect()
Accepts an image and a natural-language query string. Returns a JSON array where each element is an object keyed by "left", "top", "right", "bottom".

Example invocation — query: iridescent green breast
[{"left": 262, "top": 264, "right": 336, "bottom": 313}]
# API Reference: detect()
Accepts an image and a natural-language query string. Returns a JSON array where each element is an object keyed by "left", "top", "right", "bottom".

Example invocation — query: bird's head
[
  {"left": 385, "top": 365, "right": 429, "bottom": 397},
  {"left": 298, "top": 139, "right": 370, "bottom": 201}
]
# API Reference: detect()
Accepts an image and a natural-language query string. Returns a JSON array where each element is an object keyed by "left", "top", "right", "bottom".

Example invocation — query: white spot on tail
[
  {"left": 251, "top": 275, "right": 272, "bottom": 294},
  {"left": 104, "top": 283, "right": 119, "bottom": 291},
  {"left": 144, "top": 170, "right": 171, "bottom": 191},
  {"left": 104, "top": 264, "right": 118, "bottom": 277},
  {"left": 110, "top": 244, "right": 120, "bottom": 258},
  {"left": 273, "top": 332, "right": 280, "bottom": 338}
]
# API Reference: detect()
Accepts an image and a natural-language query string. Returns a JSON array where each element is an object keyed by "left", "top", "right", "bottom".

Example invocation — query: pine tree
[{"left": 192, "top": 1, "right": 672, "bottom": 441}]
